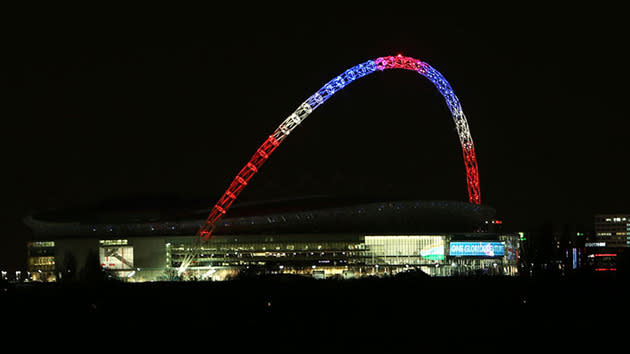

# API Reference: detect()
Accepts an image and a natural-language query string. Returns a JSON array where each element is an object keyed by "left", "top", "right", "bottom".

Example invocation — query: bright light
[{"left": 202, "top": 268, "right": 217, "bottom": 277}]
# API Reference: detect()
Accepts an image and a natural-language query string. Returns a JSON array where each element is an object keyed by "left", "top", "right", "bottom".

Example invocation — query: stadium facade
[{"left": 24, "top": 196, "right": 520, "bottom": 282}]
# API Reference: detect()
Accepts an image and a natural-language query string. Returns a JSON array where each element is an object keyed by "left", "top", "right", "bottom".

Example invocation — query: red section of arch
[{"left": 199, "top": 135, "right": 281, "bottom": 240}]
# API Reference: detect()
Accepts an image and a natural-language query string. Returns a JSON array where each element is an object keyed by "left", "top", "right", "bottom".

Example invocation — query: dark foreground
[{"left": 2, "top": 275, "right": 628, "bottom": 350}]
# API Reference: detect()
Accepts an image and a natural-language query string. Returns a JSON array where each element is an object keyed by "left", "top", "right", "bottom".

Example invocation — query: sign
[
  {"left": 585, "top": 242, "right": 606, "bottom": 247},
  {"left": 420, "top": 245, "right": 445, "bottom": 261},
  {"left": 449, "top": 242, "right": 505, "bottom": 257}
]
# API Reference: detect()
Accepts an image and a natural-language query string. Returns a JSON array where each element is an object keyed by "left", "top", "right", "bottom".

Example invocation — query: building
[
  {"left": 584, "top": 214, "right": 630, "bottom": 272},
  {"left": 594, "top": 214, "right": 630, "bottom": 248},
  {"left": 24, "top": 196, "right": 521, "bottom": 282}
]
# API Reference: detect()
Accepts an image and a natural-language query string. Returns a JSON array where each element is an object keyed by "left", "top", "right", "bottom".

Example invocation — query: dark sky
[{"left": 3, "top": 5, "right": 629, "bottom": 271}]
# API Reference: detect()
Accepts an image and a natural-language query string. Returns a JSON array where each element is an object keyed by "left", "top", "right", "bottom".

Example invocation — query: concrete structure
[{"left": 24, "top": 196, "right": 520, "bottom": 282}]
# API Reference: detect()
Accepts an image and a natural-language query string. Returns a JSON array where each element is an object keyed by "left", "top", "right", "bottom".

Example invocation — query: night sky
[{"left": 3, "top": 5, "right": 628, "bottom": 271}]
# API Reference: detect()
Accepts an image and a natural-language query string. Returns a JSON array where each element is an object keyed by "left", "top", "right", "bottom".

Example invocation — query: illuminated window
[
  {"left": 28, "top": 256, "right": 55, "bottom": 267},
  {"left": 29, "top": 241, "right": 55, "bottom": 248},
  {"left": 364, "top": 235, "right": 446, "bottom": 264},
  {"left": 99, "top": 245, "right": 134, "bottom": 270},
  {"left": 100, "top": 239, "right": 128, "bottom": 246}
]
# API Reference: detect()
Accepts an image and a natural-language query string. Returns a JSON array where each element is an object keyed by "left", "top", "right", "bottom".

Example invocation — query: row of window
[
  {"left": 167, "top": 242, "right": 365, "bottom": 252},
  {"left": 28, "top": 256, "right": 55, "bottom": 267},
  {"left": 596, "top": 232, "right": 629, "bottom": 236},
  {"left": 28, "top": 241, "right": 55, "bottom": 248},
  {"left": 99, "top": 239, "right": 129, "bottom": 246},
  {"left": 600, "top": 217, "right": 629, "bottom": 223},
  {"left": 169, "top": 251, "right": 365, "bottom": 259}
]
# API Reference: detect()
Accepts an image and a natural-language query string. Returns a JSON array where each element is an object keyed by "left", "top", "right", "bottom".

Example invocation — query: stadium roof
[{"left": 24, "top": 195, "right": 496, "bottom": 238}]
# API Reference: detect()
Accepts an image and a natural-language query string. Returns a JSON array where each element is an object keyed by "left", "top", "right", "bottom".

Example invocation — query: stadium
[
  {"left": 23, "top": 195, "right": 520, "bottom": 282},
  {"left": 24, "top": 55, "right": 522, "bottom": 282}
]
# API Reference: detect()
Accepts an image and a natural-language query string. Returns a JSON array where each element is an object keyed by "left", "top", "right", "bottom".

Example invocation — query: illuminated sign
[
  {"left": 420, "top": 245, "right": 445, "bottom": 261},
  {"left": 585, "top": 242, "right": 606, "bottom": 247},
  {"left": 449, "top": 242, "right": 505, "bottom": 257}
]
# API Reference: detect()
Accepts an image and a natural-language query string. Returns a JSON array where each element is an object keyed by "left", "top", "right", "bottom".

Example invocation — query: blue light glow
[
  {"left": 310, "top": 60, "right": 378, "bottom": 110},
  {"left": 449, "top": 242, "right": 505, "bottom": 257}
]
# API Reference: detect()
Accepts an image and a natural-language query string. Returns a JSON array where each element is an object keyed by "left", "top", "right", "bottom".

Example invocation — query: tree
[
  {"left": 80, "top": 249, "right": 107, "bottom": 283},
  {"left": 60, "top": 251, "right": 77, "bottom": 282}
]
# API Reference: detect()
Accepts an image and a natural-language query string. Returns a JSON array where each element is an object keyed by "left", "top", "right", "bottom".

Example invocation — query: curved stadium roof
[{"left": 24, "top": 195, "right": 496, "bottom": 238}]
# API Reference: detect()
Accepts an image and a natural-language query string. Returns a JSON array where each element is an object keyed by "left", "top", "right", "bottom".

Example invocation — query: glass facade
[
  {"left": 99, "top": 240, "right": 135, "bottom": 278},
  {"left": 99, "top": 246, "right": 134, "bottom": 270},
  {"left": 26, "top": 241, "right": 56, "bottom": 282},
  {"left": 166, "top": 234, "right": 367, "bottom": 281},
  {"left": 167, "top": 233, "right": 520, "bottom": 281},
  {"left": 365, "top": 235, "right": 446, "bottom": 263},
  {"left": 25, "top": 233, "right": 520, "bottom": 282}
]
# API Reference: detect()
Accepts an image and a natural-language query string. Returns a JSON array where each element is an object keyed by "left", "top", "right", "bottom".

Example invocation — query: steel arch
[{"left": 198, "top": 54, "right": 481, "bottom": 240}]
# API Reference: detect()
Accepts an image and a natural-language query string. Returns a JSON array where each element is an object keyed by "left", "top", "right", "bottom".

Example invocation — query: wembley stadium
[
  {"left": 23, "top": 195, "right": 520, "bottom": 282},
  {"left": 20, "top": 54, "right": 520, "bottom": 282}
]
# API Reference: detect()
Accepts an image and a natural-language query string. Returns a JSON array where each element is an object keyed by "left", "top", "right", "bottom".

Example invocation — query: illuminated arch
[{"left": 198, "top": 54, "right": 481, "bottom": 240}]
